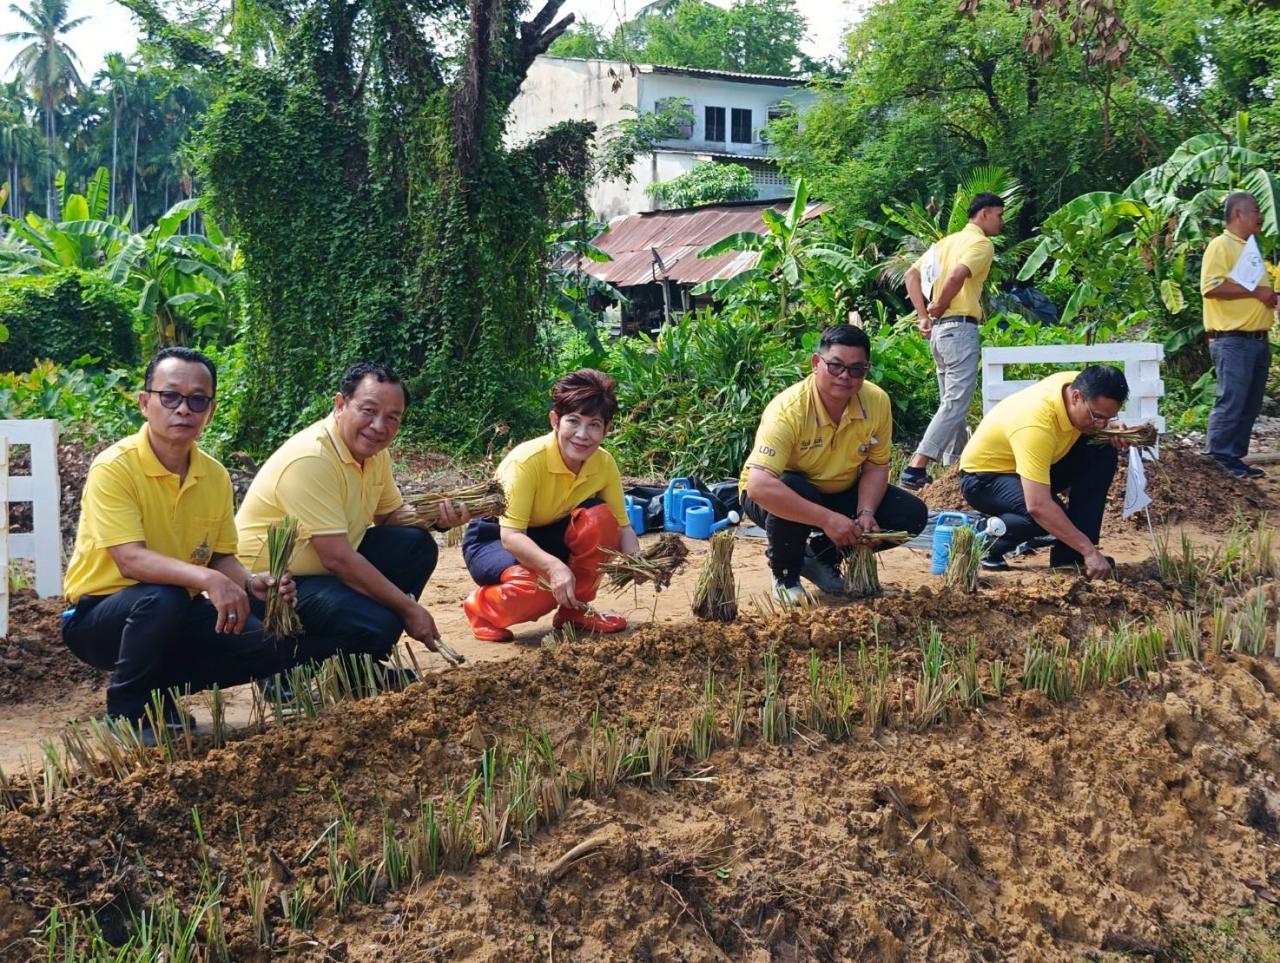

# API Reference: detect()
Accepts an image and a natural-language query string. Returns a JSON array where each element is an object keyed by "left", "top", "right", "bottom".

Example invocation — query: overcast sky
[{"left": 1, "top": 0, "right": 868, "bottom": 81}]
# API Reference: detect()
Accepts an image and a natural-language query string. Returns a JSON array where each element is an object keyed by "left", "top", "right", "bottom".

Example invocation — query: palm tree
[
  {"left": 0, "top": 79, "right": 42, "bottom": 215},
  {"left": 3, "top": 0, "right": 89, "bottom": 217},
  {"left": 94, "top": 52, "right": 135, "bottom": 217}
]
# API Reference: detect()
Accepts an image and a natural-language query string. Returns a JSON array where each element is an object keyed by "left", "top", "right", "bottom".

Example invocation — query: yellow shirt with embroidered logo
[
  {"left": 739, "top": 376, "right": 893, "bottom": 495},
  {"left": 236, "top": 414, "right": 404, "bottom": 576},
  {"left": 63, "top": 425, "right": 238, "bottom": 603},
  {"left": 911, "top": 222, "right": 995, "bottom": 320},
  {"left": 1200, "top": 229, "right": 1276, "bottom": 332},
  {"left": 959, "top": 371, "right": 1081, "bottom": 485},
  {"left": 497, "top": 432, "right": 629, "bottom": 531}
]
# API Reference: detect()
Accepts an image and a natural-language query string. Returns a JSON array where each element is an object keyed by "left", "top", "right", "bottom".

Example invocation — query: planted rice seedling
[
  {"left": 192, "top": 807, "right": 229, "bottom": 960},
  {"left": 691, "top": 529, "right": 738, "bottom": 621},
  {"left": 407, "top": 799, "right": 442, "bottom": 881},
  {"left": 644, "top": 722, "right": 673, "bottom": 789},
  {"left": 237, "top": 817, "right": 271, "bottom": 945},
  {"left": 689, "top": 665, "right": 719, "bottom": 761},
  {"left": 402, "top": 480, "right": 506, "bottom": 529},
  {"left": 804, "top": 648, "right": 829, "bottom": 734},
  {"left": 824, "top": 642, "right": 857, "bottom": 739},
  {"left": 857, "top": 627, "right": 892, "bottom": 731},
  {"left": 478, "top": 747, "right": 513, "bottom": 855},
  {"left": 1211, "top": 596, "right": 1230, "bottom": 656},
  {"left": 953, "top": 635, "right": 983, "bottom": 709},
  {"left": 1166, "top": 605, "right": 1202, "bottom": 662},
  {"left": 603, "top": 533, "right": 689, "bottom": 591},
  {"left": 761, "top": 646, "right": 791, "bottom": 744},
  {"left": 1154, "top": 526, "right": 1208, "bottom": 594},
  {"left": 914, "top": 625, "right": 958, "bottom": 726},
  {"left": 1023, "top": 638, "right": 1073, "bottom": 702},
  {"left": 944, "top": 526, "right": 985, "bottom": 593},
  {"left": 378, "top": 812, "right": 410, "bottom": 892},
  {"left": 264, "top": 515, "right": 303, "bottom": 638},
  {"left": 729, "top": 669, "right": 747, "bottom": 747},
  {"left": 990, "top": 659, "right": 1007, "bottom": 698},
  {"left": 1231, "top": 591, "right": 1269, "bottom": 655},
  {"left": 440, "top": 777, "right": 481, "bottom": 871},
  {"left": 281, "top": 883, "right": 316, "bottom": 932}
]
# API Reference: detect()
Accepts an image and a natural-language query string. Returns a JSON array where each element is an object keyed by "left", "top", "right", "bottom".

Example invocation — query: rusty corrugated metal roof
[{"left": 572, "top": 199, "right": 830, "bottom": 287}]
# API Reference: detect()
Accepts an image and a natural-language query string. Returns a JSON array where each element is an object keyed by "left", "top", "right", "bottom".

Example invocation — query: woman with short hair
[{"left": 462, "top": 369, "right": 640, "bottom": 641}]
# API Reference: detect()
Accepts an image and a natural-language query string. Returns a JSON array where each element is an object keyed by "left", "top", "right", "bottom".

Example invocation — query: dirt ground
[{"left": 1, "top": 443, "right": 1278, "bottom": 960}]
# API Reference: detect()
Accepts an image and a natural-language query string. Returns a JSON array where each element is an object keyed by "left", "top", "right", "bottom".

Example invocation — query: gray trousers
[
  {"left": 1206, "top": 334, "right": 1271, "bottom": 460},
  {"left": 916, "top": 321, "right": 980, "bottom": 465}
]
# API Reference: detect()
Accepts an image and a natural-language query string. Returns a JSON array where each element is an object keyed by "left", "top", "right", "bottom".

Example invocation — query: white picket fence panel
[
  {"left": 981, "top": 342, "right": 1165, "bottom": 432},
  {"left": 0, "top": 420, "right": 62, "bottom": 637}
]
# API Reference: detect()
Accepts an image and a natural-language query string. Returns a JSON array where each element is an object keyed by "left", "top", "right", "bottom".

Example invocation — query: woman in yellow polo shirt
[{"left": 461, "top": 369, "right": 640, "bottom": 641}]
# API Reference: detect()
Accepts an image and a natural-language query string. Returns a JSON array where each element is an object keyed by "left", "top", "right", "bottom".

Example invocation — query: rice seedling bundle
[
  {"left": 602, "top": 533, "right": 689, "bottom": 591},
  {"left": 401, "top": 480, "right": 506, "bottom": 529},
  {"left": 691, "top": 529, "right": 738, "bottom": 621},
  {"left": 265, "top": 515, "right": 303, "bottom": 638},
  {"left": 841, "top": 532, "right": 910, "bottom": 598},
  {"left": 943, "top": 525, "right": 984, "bottom": 592},
  {"left": 1088, "top": 423, "right": 1158, "bottom": 447}
]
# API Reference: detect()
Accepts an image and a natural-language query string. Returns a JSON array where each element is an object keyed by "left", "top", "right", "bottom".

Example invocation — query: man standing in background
[
  {"left": 900, "top": 192, "right": 1004, "bottom": 491},
  {"left": 1200, "top": 191, "right": 1276, "bottom": 479}
]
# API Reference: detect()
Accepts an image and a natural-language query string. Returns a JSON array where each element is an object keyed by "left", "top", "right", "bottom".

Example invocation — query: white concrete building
[{"left": 508, "top": 56, "right": 817, "bottom": 220}]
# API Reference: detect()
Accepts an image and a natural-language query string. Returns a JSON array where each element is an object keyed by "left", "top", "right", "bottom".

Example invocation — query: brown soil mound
[
  {"left": 922, "top": 447, "right": 1275, "bottom": 537},
  {"left": 3, "top": 573, "right": 1279, "bottom": 961},
  {"left": 0, "top": 592, "right": 105, "bottom": 705}
]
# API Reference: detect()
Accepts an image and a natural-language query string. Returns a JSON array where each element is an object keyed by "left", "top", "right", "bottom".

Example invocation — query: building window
[
  {"left": 705, "top": 106, "right": 725, "bottom": 142},
  {"left": 656, "top": 97, "right": 693, "bottom": 139},
  {"left": 731, "top": 108, "right": 752, "bottom": 144}
]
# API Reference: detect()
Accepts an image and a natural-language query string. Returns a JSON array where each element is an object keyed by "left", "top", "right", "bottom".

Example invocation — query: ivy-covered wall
[{"left": 140, "top": 0, "right": 592, "bottom": 455}]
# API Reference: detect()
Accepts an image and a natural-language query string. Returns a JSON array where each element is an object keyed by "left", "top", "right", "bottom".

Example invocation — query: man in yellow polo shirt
[
  {"left": 237, "top": 362, "right": 465, "bottom": 685},
  {"left": 899, "top": 192, "right": 1004, "bottom": 491},
  {"left": 61, "top": 348, "right": 287, "bottom": 731},
  {"left": 959, "top": 366, "right": 1131, "bottom": 580},
  {"left": 740, "top": 324, "right": 927, "bottom": 601},
  {"left": 1200, "top": 191, "right": 1277, "bottom": 479}
]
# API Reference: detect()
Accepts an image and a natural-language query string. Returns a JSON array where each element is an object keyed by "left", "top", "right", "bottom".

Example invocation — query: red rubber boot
[
  {"left": 463, "top": 566, "right": 557, "bottom": 642},
  {"left": 553, "top": 503, "right": 628, "bottom": 634}
]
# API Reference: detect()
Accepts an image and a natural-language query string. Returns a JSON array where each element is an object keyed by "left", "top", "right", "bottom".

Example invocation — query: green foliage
[
  {"left": 596, "top": 102, "right": 696, "bottom": 185},
  {"left": 601, "top": 309, "right": 806, "bottom": 479},
  {"left": 0, "top": 357, "right": 139, "bottom": 442},
  {"left": 648, "top": 162, "right": 757, "bottom": 209},
  {"left": 0, "top": 267, "right": 138, "bottom": 369},
  {"left": 549, "top": 0, "right": 812, "bottom": 76}
]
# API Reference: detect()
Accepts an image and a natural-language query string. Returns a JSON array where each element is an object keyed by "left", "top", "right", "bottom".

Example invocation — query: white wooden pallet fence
[
  {"left": 0, "top": 419, "right": 62, "bottom": 637},
  {"left": 981, "top": 342, "right": 1166, "bottom": 432}
]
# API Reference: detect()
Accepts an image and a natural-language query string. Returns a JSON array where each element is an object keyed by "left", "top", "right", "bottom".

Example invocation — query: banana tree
[
  {"left": 692, "top": 177, "right": 868, "bottom": 336},
  {"left": 1020, "top": 115, "right": 1280, "bottom": 351}
]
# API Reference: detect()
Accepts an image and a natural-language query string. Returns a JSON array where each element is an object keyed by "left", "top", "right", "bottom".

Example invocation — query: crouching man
[
  {"left": 236, "top": 363, "right": 465, "bottom": 686},
  {"left": 959, "top": 365, "right": 1131, "bottom": 579},
  {"left": 740, "top": 324, "right": 927, "bottom": 601},
  {"left": 61, "top": 347, "right": 288, "bottom": 734}
]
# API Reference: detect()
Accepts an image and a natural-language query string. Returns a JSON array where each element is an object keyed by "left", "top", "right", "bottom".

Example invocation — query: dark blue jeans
[
  {"left": 1207, "top": 334, "right": 1271, "bottom": 461},
  {"left": 740, "top": 472, "right": 928, "bottom": 581},
  {"left": 960, "top": 436, "right": 1117, "bottom": 566},
  {"left": 63, "top": 583, "right": 279, "bottom": 720},
  {"left": 289, "top": 525, "right": 438, "bottom": 667},
  {"left": 461, "top": 498, "right": 605, "bottom": 585}
]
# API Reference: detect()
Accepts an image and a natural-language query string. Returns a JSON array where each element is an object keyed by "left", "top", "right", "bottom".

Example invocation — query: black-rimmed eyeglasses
[
  {"left": 819, "top": 357, "right": 870, "bottom": 379},
  {"left": 146, "top": 388, "right": 215, "bottom": 413}
]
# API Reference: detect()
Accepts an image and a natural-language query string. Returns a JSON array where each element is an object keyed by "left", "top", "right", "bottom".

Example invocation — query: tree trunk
[
  {"left": 110, "top": 99, "right": 119, "bottom": 217},
  {"left": 44, "top": 92, "right": 56, "bottom": 219},
  {"left": 131, "top": 117, "right": 141, "bottom": 231}
]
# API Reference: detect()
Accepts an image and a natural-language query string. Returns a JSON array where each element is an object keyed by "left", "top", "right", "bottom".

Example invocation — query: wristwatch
[{"left": 856, "top": 509, "right": 875, "bottom": 518}]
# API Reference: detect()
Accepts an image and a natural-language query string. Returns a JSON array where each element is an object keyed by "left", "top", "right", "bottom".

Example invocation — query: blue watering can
[
  {"left": 663, "top": 478, "right": 695, "bottom": 532},
  {"left": 684, "top": 504, "right": 739, "bottom": 540},
  {"left": 931, "top": 511, "right": 972, "bottom": 575},
  {"left": 624, "top": 495, "right": 646, "bottom": 535}
]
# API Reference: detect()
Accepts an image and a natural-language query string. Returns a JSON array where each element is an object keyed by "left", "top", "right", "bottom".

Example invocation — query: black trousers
[
  {"left": 959, "top": 436, "right": 1117, "bottom": 566},
  {"left": 63, "top": 584, "right": 280, "bottom": 721},
  {"left": 288, "top": 525, "right": 438, "bottom": 668},
  {"left": 741, "top": 471, "right": 928, "bottom": 581}
]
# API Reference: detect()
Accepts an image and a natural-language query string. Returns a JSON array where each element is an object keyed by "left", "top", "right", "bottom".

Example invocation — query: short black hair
[
  {"left": 818, "top": 323, "right": 871, "bottom": 359},
  {"left": 1072, "top": 365, "right": 1129, "bottom": 405},
  {"left": 967, "top": 192, "right": 1005, "bottom": 219},
  {"left": 1224, "top": 191, "right": 1258, "bottom": 223},
  {"left": 339, "top": 362, "right": 410, "bottom": 408},
  {"left": 145, "top": 346, "right": 217, "bottom": 395}
]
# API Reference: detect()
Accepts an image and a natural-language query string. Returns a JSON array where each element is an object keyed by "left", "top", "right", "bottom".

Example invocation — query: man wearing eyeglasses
[
  {"left": 236, "top": 362, "right": 466, "bottom": 689},
  {"left": 740, "top": 324, "right": 928, "bottom": 602},
  {"left": 958, "top": 366, "right": 1131, "bottom": 580},
  {"left": 899, "top": 192, "right": 1005, "bottom": 492},
  {"left": 61, "top": 347, "right": 288, "bottom": 737}
]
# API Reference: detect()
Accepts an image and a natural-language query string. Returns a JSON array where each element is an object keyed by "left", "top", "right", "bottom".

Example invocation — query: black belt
[
  {"left": 1206, "top": 330, "right": 1269, "bottom": 340},
  {"left": 936, "top": 315, "right": 979, "bottom": 326}
]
